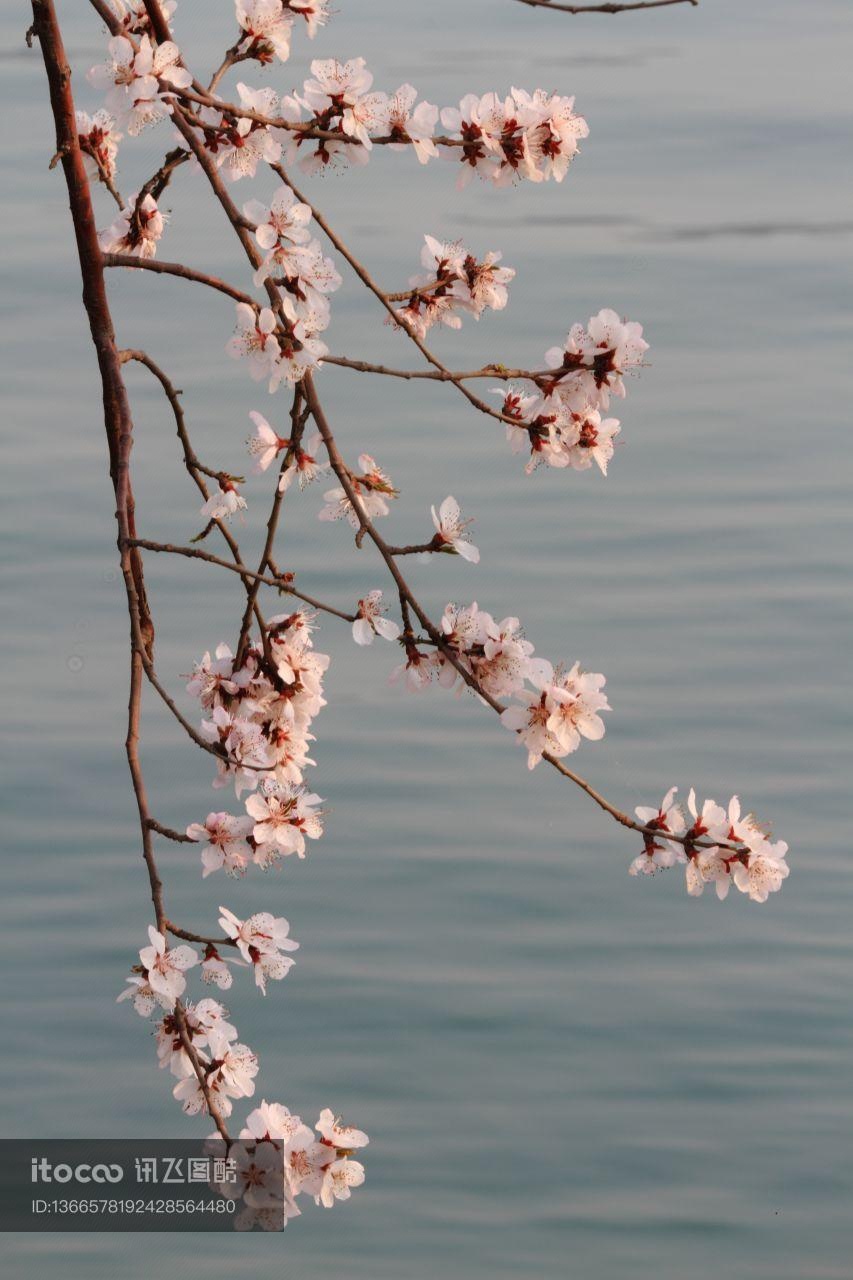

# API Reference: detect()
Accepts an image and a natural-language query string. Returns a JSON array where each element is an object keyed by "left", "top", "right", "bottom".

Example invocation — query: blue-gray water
[{"left": 2, "top": 0, "right": 851, "bottom": 1275}]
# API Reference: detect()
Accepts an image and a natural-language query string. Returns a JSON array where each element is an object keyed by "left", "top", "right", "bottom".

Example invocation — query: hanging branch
[{"left": 29, "top": 0, "right": 788, "bottom": 1232}]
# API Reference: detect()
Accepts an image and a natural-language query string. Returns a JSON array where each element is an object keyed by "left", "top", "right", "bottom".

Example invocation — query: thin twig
[
  {"left": 104, "top": 253, "right": 254, "bottom": 305},
  {"left": 514, "top": 0, "right": 697, "bottom": 13}
]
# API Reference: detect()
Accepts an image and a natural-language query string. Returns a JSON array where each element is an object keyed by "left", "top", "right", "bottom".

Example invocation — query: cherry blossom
[
  {"left": 117, "top": 973, "right": 164, "bottom": 1017},
  {"left": 226, "top": 303, "right": 280, "bottom": 383},
  {"left": 241, "top": 1098, "right": 307, "bottom": 1145},
  {"left": 218, "top": 83, "right": 284, "bottom": 182},
  {"left": 110, "top": 0, "right": 176, "bottom": 36},
  {"left": 545, "top": 662, "right": 610, "bottom": 755},
  {"left": 247, "top": 410, "right": 288, "bottom": 474},
  {"left": 201, "top": 945, "right": 235, "bottom": 990},
  {"left": 439, "top": 93, "right": 501, "bottom": 187},
  {"left": 218, "top": 905, "right": 300, "bottom": 994},
  {"left": 172, "top": 1032, "right": 258, "bottom": 1116},
  {"left": 76, "top": 110, "right": 121, "bottom": 184},
  {"left": 628, "top": 787, "right": 687, "bottom": 876},
  {"left": 245, "top": 185, "right": 315, "bottom": 287},
  {"left": 88, "top": 34, "right": 191, "bottom": 136},
  {"left": 500, "top": 659, "right": 608, "bottom": 768},
  {"left": 500, "top": 682, "right": 562, "bottom": 769},
  {"left": 396, "top": 236, "right": 514, "bottom": 337},
  {"left": 685, "top": 789, "right": 728, "bottom": 846},
  {"left": 389, "top": 643, "right": 433, "bottom": 692},
  {"left": 545, "top": 309, "right": 649, "bottom": 412},
  {"left": 244, "top": 779, "right": 324, "bottom": 856},
  {"left": 236, "top": 0, "right": 294, "bottom": 64},
  {"left": 316, "top": 1157, "right": 366, "bottom": 1208},
  {"left": 200, "top": 478, "right": 248, "bottom": 523},
  {"left": 560, "top": 409, "right": 621, "bottom": 476},
  {"left": 185, "top": 642, "right": 243, "bottom": 708},
  {"left": 385, "top": 84, "right": 439, "bottom": 165},
  {"left": 98, "top": 192, "right": 164, "bottom": 259},
  {"left": 732, "top": 839, "right": 790, "bottom": 903},
  {"left": 353, "top": 590, "right": 400, "bottom": 645},
  {"left": 186, "top": 811, "right": 255, "bottom": 878},
  {"left": 493, "top": 386, "right": 570, "bottom": 475},
  {"left": 315, "top": 1108, "right": 369, "bottom": 1151},
  {"left": 278, "top": 431, "right": 329, "bottom": 493},
  {"left": 512, "top": 88, "right": 589, "bottom": 183},
  {"left": 430, "top": 496, "right": 480, "bottom": 563},
  {"left": 471, "top": 611, "right": 548, "bottom": 699},
  {"left": 288, "top": 0, "right": 330, "bottom": 39},
  {"left": 726, "top": 797, "right": 790, "bottom": 902},
  {"left": 128, "top": 926, "right": 198, "bottom": 1010},
  {"left": 319, "top": 454, "right": 398, "bottom": 528}
]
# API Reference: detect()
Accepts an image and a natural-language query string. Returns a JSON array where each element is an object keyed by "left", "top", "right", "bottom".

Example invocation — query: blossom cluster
[
  {"left": 395, "top": 235, "right": 515, "bottom": 339},
  {"left": 185, "top": 62, "right": 589, "bottom": 187},
  {"left": 76, "top": 108, "right": 121, "bottom": 184},
  {"left": 186, "top": 613, "right": 327, "bottom": 826},
  {"left": 98, "top": 191, "right": 165, "bottom": 259},
  {"left": 236, "top": 0, "right": 330, "bottom": 66},
  {"left": 215, "top": 1100, "right": 368, "bottom": 1229},
  {"left": 629, "top": 788, "right": 790, "bottom": 903},
  {"left": 494, "top": 309, "right": 648, "bottom": 476},
  {"left": 88, "top": 32, "right": 191, "bottom": 136},
  {"left": 318, "top": 453, "right": 398, "bottom": 528},
  {"left": 221, "top": 185, "right": 341, "bottom": 391},
  {"left": 120, "top": 941, "right": 368, "bottom": 1220}
]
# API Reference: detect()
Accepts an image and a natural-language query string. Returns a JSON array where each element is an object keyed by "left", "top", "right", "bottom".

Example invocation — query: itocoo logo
[{"left": 31, "top": 1158, "right": 123, "bottom": 1184}]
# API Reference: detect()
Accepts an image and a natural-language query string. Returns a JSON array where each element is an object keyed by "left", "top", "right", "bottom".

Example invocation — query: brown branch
[
  {"left": 105, "top": 253, "right": 254, "bottom": 305},
  {"left": 236, "top": 386, "right": 305, "bottom": 663},
  {"left": 322, "top": 355, "right": 550, "bottom": 383},
  {"left": 148, "top": 818, "right": 194, "bottom": 844},
  {"left": 514, "top": 0, "right": 697, "bottom": 12},
  {"left": 32, "top": 0, "right": 231, "bottom": 1140},
  {"left": 129, "top": 537, "right": 357, "bottom": 623}
]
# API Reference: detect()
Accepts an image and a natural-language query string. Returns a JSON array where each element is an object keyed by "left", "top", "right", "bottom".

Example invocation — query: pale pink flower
[
  {"left": 215, "top": 84, "right": 283, "bottom": 183},
  {"left": 76, "top": 109, "right": 121, "bottom": 183},
  {"left": 278, "top": 432, "right": 329, "bottom": 493},
  {"left": 236, "top": 0, "right": 294, "bottom": 64},
  {"left": 244, "top": 779, "right": 323, "bottom": 855},
  {"left": 289, "top": 0, "right": 330, "bottom": 38},
  {"left": 316, "top": 1158, "right": 366, "bottom": 1208},
  {"left": 430, "top": 496, "right": 480, "bottom": 563},
  {"left": 226, "top": 303, "right": 280, "bottom": 382},
  {"left": 545, "top": 662, "right": 610, "bottom": 755},
  {"left": 629, "top": 786, "right": 687, "bottom": 876},
  {"left": 352, "top": 590, "right": 400, "bottom": 646},
  {"left": 186, "top": 811, "right": 254, "bottom": 878},
  {"left": 200, "top": 479, "right": 247, "bottom": 523},
  {"left": 137, "top": 926, "right": 198, "bottom": 1007},
  {"left": 385, "top": 84, "right": 439, "bottom": 164},
  {"left": 247, "top": 410, "right": 289, "bottom": 473},
  {"left": 200, "top": 946, "right": 234, "bottom": 990},
  {"left": 315, "top": 1108, "right": 369, "bottom": 1150},
  {"left": 186, "top": 642, "right": 242, "bottom": 708},
  {"left": 98, "top": 192, "right": 164, "bottom": 259}
]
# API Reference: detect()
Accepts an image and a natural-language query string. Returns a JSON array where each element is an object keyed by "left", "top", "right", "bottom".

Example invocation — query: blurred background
[{"left": 2, "top": 0, "right": 851, "bottom": 1275}]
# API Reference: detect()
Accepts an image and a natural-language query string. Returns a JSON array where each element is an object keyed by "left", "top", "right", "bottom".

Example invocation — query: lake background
[{"left": 2, "top": 0, "right": 851, "bottom": 1276}]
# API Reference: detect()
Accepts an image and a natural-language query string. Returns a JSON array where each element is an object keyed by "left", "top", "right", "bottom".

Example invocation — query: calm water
[{"left": 2, "top": 0, "right": 852, "bottom": 1276}]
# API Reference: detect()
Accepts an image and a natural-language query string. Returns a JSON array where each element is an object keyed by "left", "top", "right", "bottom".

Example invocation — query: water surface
[{"left": 2, "top": 1, "right": 851, "bottom": 1276}]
